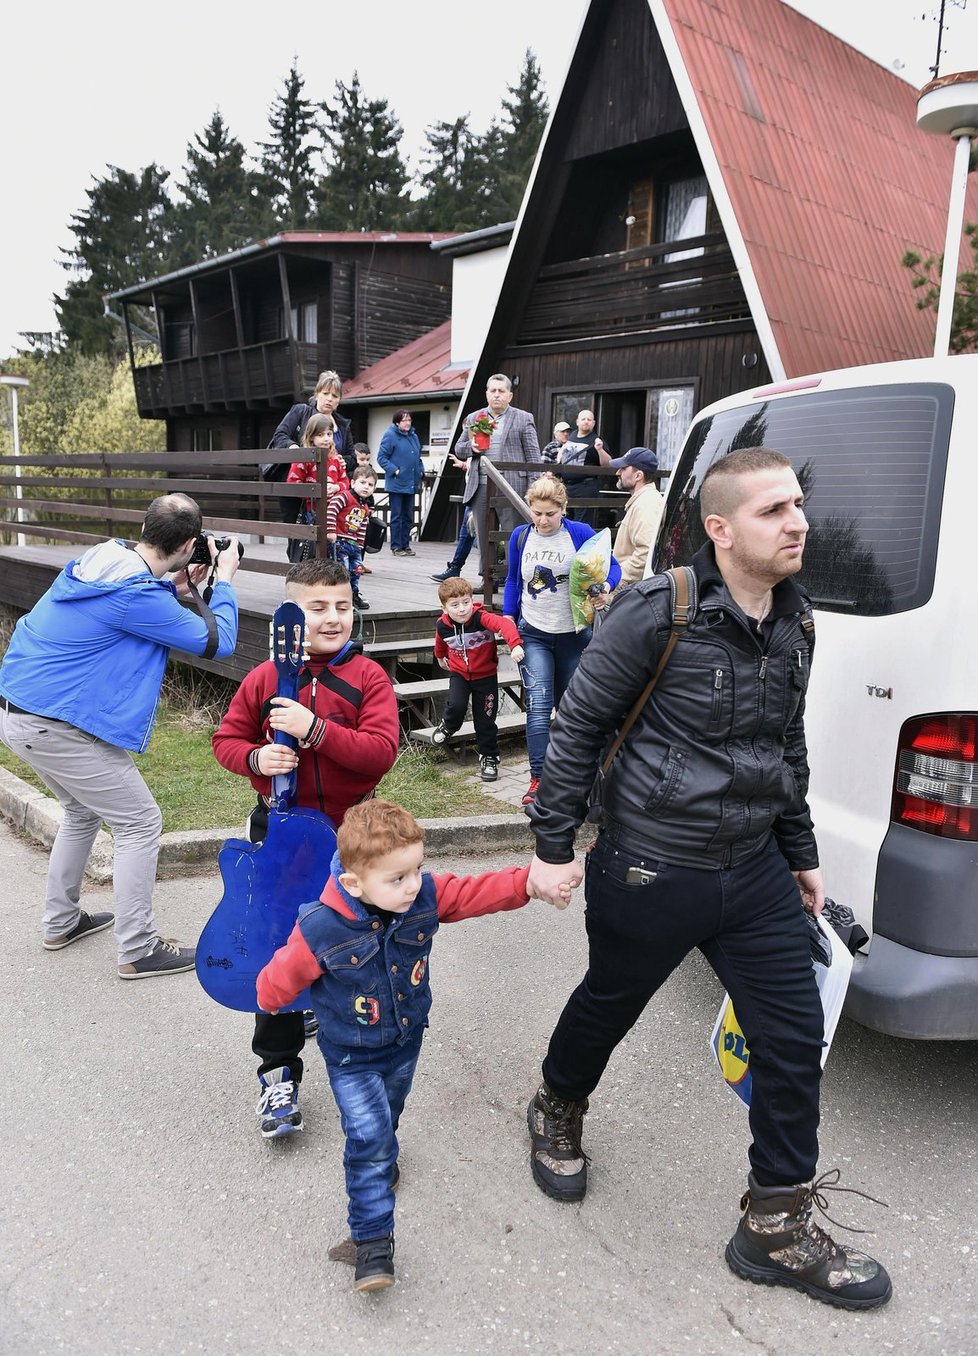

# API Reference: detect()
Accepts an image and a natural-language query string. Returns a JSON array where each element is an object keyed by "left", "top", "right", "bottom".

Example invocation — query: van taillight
[{"left": 892, "top": 715, "right": 978, "bottom": 841}]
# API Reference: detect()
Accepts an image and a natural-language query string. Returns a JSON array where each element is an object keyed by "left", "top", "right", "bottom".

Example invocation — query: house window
[
  {"left": 659, "top": 175, "right": 709, "bottom": 320},
  {"left": 661, "top": 175, "right": 709, "bottom": 258},
  {"left": 285, "top": 302, "right": 318, "bottom": 343},
  {"left": 553, "top": 392, "right": 595, "bottom": 428},
  {"left": 192, "top": 428, "right": 222, "bottom": 453}
]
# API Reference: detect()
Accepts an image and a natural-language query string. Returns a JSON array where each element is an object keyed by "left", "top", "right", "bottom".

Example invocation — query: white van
[{"left": 648, "top": 355, "right": 978, "bottom": 1040}]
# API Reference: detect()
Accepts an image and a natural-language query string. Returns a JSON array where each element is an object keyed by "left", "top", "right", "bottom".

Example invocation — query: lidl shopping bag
[{"left": 710, "top": 912, "right": 853, "bottom": 1108}]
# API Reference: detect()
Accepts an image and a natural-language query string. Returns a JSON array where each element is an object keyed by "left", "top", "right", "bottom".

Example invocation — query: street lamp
[
  {"left": 0, "top": 374, "right": 30, "bottom": 549},
  {"left": 916, "top": 72, "right": 978, "bottom": 357}
]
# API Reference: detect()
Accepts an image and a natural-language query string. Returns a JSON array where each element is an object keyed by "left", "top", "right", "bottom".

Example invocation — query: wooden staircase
[{"left": 364, "top": 637, "right": 527, "bottom": 748}]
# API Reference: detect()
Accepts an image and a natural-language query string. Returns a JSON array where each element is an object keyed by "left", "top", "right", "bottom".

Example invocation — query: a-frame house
[{"left": 427, "top": 0, "right": 965, "bottom": 531}]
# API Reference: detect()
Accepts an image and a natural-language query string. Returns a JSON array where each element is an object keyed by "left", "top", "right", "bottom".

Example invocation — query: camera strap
[{"left": 183, "top": 575, "right": 220, "bottom": 659}]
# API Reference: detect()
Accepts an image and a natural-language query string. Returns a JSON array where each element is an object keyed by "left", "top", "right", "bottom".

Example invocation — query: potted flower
[{"left": 468, "top": 411, "right": 496, "bottom": 452}]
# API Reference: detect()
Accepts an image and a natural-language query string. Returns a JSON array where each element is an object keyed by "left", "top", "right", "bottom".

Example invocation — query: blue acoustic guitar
[{"left": 195, "top": 601, "right": 338, "bottom": 1011}]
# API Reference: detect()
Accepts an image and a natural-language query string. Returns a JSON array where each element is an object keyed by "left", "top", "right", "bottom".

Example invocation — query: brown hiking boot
[
  {"left": 527, "top": 1081, "right": 589, "bottom": 1202},
  {"left": 725, "top": 1169, "right": 892, "bottom": 1310}
]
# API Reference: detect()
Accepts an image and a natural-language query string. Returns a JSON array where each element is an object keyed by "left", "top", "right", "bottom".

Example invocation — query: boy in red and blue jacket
[
  {"left": 212, "top": 558, "right": 399, "bottom": 1139},
  {"left": 432, "top": 577, "right": 524, "bottom": 782},
  {"left": 256, "top": 798, "right": 567, "bottom": 1294}
]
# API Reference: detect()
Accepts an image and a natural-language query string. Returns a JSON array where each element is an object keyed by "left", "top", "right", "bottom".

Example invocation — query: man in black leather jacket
[{"left": 524, "top": 447, "right": 892, "bottom": 1312}]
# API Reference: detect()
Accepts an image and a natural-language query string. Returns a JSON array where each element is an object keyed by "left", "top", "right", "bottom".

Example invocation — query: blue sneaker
[{"left": 256, "top": 1066, "right": 302, "bottom": 1138}]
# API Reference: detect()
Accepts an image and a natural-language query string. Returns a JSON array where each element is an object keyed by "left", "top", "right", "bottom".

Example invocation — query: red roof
[
  {"left": 342, "top": 321, "right": 468, "bottom": 402},
  {"left": 660, "top": 0, "right": 978, "bottom": 376}
]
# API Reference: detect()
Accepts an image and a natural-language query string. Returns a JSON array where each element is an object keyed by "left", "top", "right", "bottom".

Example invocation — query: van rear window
[{"left": 654, "top": 384, "right": 953, "bottom": 615}]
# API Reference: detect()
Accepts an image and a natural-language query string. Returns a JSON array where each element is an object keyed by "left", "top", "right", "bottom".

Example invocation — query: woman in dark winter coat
[
  {"left": 262, "top": 371, "right": 354, "bottom": 529},
  {"left": 377, "top": 409, "right": 425, "bottom": 557}
]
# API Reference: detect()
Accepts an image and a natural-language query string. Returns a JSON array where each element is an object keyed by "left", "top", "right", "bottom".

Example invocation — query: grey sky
[{"left": 0, "top": 0, "right": 973, "bottom": 359}]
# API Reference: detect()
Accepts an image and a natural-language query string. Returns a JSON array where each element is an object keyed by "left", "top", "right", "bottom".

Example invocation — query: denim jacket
[
  {"left": 256, "top": 851, "right": 531, "bottom": 1062},
  {"left": 299, "top": 872, "right": 440, "bottom": 1058}
]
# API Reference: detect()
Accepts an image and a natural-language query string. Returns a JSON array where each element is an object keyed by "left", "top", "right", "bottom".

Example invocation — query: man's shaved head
[{"left": 700, "top": 448, "right": 792, "bottom": 523}]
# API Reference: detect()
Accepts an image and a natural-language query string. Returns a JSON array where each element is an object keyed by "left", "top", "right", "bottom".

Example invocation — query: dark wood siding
[
  {"left": 329, "top": 262, "right": 357, "bottom": 378},
  {"left": 502, "top": 326, "right": 770, "bottom": 434},
  {"left": 565, "top": 0, "right": 687, "bottom": 160},
  {"left": 357, "top": 271, "right": 451, "bottom": 370}
]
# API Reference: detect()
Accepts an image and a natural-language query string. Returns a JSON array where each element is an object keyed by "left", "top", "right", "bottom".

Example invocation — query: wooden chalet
[
  {"left": 426, "top": 0, "right": 966, "bottom": 531},
  {"left": 106, "top": 232, "right": 453, "bottom": 451}
]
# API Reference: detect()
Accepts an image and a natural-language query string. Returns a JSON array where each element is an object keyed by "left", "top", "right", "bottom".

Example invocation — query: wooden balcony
[
  {"left": 518, "top": 232, "right": 750, "bottom": 347},
  {"left": 131, "top": 340, "right": 329, "bottom": 417}
]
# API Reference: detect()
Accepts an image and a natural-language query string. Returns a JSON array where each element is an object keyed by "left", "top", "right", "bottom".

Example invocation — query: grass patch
[
  {"left": 0, "top": 622, "right": 516, "bottom": 829},
  {"left": 378, "top": 744, "right": 519, "bottom": 819}
]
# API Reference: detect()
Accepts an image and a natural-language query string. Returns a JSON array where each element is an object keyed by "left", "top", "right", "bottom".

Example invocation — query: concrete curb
[{"left": 0, "top": 765, "right": 535, "bottom": 880}]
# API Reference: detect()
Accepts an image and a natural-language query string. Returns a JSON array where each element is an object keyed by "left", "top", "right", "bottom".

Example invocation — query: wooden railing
[
  {"left": 0, "top": 449, "right": 402, "bottom": 578},
  {"left": 131, "top": 340, "right": 326, "bottom": 417},
  {"left": 518, "top": 232, "right": 748, "bottom": 345},
  {"left": 477, "top": 460, "right": 637, "bottom": 598}
]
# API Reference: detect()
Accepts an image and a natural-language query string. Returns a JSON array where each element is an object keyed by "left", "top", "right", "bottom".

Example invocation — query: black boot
[
  {"left": 526, "top": 1081, "right": 589, "bottom": 1202},
  {"left": 353, "top": 593, "right": 370, "bottom": 611},
  {"left": 354, "top": 1234, "right": 395, "bottom": 1293},
  {"left": 431, "top": 561, "right": 462, "bottom": 583},
  {"left": 725, "top": 1170, "right": 892, "bottom": 1310}
]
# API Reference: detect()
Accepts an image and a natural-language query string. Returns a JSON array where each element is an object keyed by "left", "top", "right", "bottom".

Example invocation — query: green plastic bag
[{"left": 569, "top": 528, "right": 612, "bottom": 631}]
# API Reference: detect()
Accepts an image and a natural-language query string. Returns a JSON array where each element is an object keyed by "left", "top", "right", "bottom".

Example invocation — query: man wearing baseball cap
[
  {"left": 541, "top": 422, "right": 572, "bottom": 464},
  {"left": 608, "top": 447, "right": 664, "bottom": 585}
]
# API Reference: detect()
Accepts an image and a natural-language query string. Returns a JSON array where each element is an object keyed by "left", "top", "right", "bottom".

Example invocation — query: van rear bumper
[{"left": 846, "top": 936, "right": 978, "bottom": 1039}]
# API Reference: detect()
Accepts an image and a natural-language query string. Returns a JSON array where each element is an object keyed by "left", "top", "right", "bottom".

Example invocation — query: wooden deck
[{"left": 0, "top": 535, "right": 501, "bottom": 688}]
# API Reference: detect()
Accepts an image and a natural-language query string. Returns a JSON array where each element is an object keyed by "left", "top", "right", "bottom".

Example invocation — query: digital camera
[{"left": 189, "top": 531, "right": 244, "bottom": 566}]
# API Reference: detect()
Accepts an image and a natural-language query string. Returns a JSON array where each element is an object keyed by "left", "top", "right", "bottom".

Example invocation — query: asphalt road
[{"left": 1, "top": 818, "right": 975, "bottom": 1356}]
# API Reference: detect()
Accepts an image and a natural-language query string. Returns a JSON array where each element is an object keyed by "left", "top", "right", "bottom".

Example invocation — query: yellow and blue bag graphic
[{"left": 710, "top": 913, "right": 853, "bottom": 1108}]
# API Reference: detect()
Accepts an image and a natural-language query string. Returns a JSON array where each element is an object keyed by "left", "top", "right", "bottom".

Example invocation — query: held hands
[
  {"left": 527, "top": 853, "right": 583, "bottom": 910},
  {"left": 590, "top": 584, "right": 612, "bottom": 613},
  {"left": 511, "top": 644, "right": 525, "bottom": 663},
  {"left": 266, "top": 697, "right": 313, "bottom": 742},
  {"left": 793, "top": 867, "right": 825, "bottom": 916}
]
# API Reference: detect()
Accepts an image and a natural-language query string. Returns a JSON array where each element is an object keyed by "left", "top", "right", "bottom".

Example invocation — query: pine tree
[
  {"left": 412, "top": 115, "right": 501, "bottom": 232},
  {"left": 496, "top": 49, "right": 550, "bottom": 219},
  {"left": 903, "top": 222, "right": 978, "bottom": 353},
  {"left": 171, "top": 110, "right": 273, "bottom": 266},
  {"left": 55, "top": 164, "right": 175, "bottom": 356},
  {"left": 316, "top": 73, "right": 408, "bottom": 230},
  {"left": 258, "top": 62, "right": 319, "bottom": 228}
]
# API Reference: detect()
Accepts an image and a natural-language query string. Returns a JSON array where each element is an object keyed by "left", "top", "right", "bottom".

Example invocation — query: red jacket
[
  {"left": 287, "top": 454, "right": 349, "bottom": 513},
  {"left": 256, "top": 864, "right": 531, "bottom": 1014},
  {"left": 211, "top": 646, "right": 398, "bottom": 825},
  {"left": 433, "top": 606, "right": 521, "bottom": 681}
]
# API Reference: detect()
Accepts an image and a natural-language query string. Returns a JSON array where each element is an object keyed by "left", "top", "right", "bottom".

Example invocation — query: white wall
[{"left": 449, "top": 247, "right": 509, "bottom": 364}]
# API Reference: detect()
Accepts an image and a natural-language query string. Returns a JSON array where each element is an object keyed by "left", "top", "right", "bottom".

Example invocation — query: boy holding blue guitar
[{"left": 211, "top": 558, "right": 399, "bottom": 1137}]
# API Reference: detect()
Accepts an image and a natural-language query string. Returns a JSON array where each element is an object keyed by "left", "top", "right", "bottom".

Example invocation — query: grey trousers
[
  {"left": 467, "top": 482, "right": 524, "bottom": 579},
  {"left": 0, "top": 707, "right": 162, "bottom": 964}
]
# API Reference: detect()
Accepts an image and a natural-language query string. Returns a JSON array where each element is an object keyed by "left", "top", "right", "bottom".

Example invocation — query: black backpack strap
[{"left": 598, "top": 566, "right": 692, "bottom": 776}]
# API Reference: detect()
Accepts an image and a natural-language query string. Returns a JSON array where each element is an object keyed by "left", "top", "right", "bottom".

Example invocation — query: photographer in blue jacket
[{"left": 0, "top": 493, "right": 240, "bottom": 980}]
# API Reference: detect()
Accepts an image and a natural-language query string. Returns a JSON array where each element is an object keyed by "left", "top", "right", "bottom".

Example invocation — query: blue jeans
[
  {"left": 326, "top": 1041, "right": 421, "bottom": 1241},
  {"left": 543, "top": 831, "right": 824, "bottom": 1187},
  {"left": 447, "top": 507, "right": 475, "bottom": 570},
  {"left": 518, "top": 621, "right": 590, "bottom": 777},
  {"left": 329, "top": 538, "right": 363, "bottom": 588},
  {"left": 388, "top": 493, "right": 415, "bottom": 553}
]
